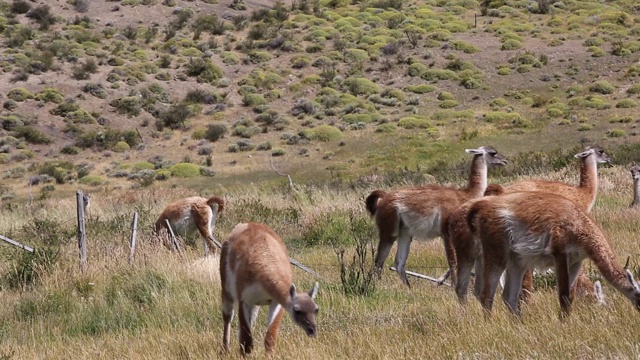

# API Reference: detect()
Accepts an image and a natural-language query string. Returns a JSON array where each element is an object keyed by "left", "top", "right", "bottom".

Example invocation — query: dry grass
[{"left": 0, "top": 164, "right": 640, "bottom": 359}]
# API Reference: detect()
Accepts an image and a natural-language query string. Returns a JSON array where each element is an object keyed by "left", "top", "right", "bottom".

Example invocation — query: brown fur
[
  {"left": 466, "top": 191, "right": 640, "bottom": 318},
  {"left": 444, "top": 146, "right": 610, "bottom": 302},
  {"left": 367, "top": 146, "right": 507, "bottom": 287},
  {"left": 220, "top": 222, "right": 319, "bottom": 355},
  {"left": 154, "top": 195, "right": 224, "bottom": 254}
]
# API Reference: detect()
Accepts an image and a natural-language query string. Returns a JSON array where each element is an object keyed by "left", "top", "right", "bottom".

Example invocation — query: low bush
[{"left": 168, "top": 163, "right": 200, "bottom": 177}]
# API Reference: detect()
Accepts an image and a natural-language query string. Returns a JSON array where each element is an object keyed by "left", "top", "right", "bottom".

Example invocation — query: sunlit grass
[{"left": 0, "top": 164, "right": 639, "bottom": 358}]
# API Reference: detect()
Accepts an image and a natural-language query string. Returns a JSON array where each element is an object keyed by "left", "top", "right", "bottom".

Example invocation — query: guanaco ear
[
  {"left": 574, "top": 148, "right": 594, "bottom": 158},
  {"left": 289, "top": 284, "right": 297, "bottom": 300},
  {"left": 465, "top": 148, "right": 484, "bottom": 155},
  {"left": 308, "top": 282, "right": 319, "bottom": 300},
  {"left": 626, "top": 270, "right": 640, "bottom": 292}
]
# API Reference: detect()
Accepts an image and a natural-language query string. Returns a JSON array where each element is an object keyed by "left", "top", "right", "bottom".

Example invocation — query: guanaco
[
  {"left": 466, "top": 191, "right": 640, "bottom": 318},
  {"left": 220, "top": 222, "right": 319, "bottom": 355},
  {"left": 366, "top": 146, "right": 507, "bottom": 287},
  {"left": 443, "top": 145, "right": 610, "bottom": 302},
  {"left": 154, "top": 195, "right": 224, "bottom": 255}
]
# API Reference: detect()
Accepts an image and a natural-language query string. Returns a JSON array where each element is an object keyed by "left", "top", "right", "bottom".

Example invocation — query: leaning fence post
[
  {"left": 0, "top": 234, "right": 34, "bottom": 253},
  {"left": 129, "top": 212, "right": 139, "bottom": 265},
  {"left": 164, "top": 219, "right": 184, "bottom": 257},
  {"left": 76, "top": 190, "right": 88, "bottom": 275}
]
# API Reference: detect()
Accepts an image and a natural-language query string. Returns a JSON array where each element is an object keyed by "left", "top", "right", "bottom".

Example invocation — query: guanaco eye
[{"left": 314, "top": 308, "right": 319, "bottom": 314}]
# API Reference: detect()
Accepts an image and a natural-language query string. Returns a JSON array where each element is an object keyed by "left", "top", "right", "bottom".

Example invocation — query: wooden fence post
[
  {"left": 164, "top": 219, "right": 184, "bottom": 257},
  {"left": 129, "top": 212, "right": 139, "bottom": 265},
  {"left": 0, "top": 234, "right": 34, "bottom": 253},
  {"left": 77, "top": 190, "right": 88, "bottom": 275}
]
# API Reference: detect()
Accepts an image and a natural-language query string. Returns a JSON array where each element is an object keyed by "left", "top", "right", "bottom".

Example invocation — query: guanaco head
[
  {"left": 630, "top": 165, "right": 640, "bottom": 181},
  {"left": 574, "top": 146, "right": 611, "bottom": 164},
  {"left": 625, "top": 270, "right": 640, "bottom": 311},
  {"left": 465, "top": 146, "right": 508, "bottom": 167},
  {"left": 289, "top": 282, "right": 320, "bottom": 337}
]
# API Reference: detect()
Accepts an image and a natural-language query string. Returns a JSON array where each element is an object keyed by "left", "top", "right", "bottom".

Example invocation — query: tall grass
[{"left": 0, "top": 164, "right": 639, "bottom": 358}]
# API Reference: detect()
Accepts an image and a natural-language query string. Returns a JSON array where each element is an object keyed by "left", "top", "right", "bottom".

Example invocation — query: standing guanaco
[
  {"left": 466, "top": 191, "right": 640, "bottom": 318},
  {"left": 366, "top": 146, "right": 507, "bottom": 287},
  {"left": 220, "top": 222, "right": 319, "bottom": 355},
  {"left": 154, "top": 195, "right": 224, "bottom": 255}
]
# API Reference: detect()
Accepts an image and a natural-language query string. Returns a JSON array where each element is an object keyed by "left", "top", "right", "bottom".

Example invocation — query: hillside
[{"left": 1, "top": 0, "right": 640, "bottom": 200}]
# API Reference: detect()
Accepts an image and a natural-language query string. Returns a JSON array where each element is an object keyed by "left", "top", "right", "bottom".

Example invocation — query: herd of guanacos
[{"left": 150, "top": 145, "right": 640, "bottom": 355}]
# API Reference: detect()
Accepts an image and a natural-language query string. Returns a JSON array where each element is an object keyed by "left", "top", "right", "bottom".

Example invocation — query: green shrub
[
  {"left": 2, "top": 248, "right": 58, "bottom": 290},
  {"left": 344, "top": 48, "right": 369, "bottom": 63},
  {"left": 205, "top": 124, "right": 227, "bottom": 142},
  {"left": 290, "top": 55, "right": 312, "bottom": 69},
  {"left": 490, "top": 98, "right": 509, "bottom": 108},
  {"left": 310, "top": 125, "right": 343, "bottom": 141},
  {"left": 501, "top": 39, "right": 522, "bottom": 50},
  {"left": 497, "top": 67, "right": 511, "bottom": 75},
  {"left": 343, "top": 113, "right": 380, "bottom": 124},
  {"left": 242, "top": 93, "right": 267, "bottom": 107},
  {"left": 437, "top": 92, "right": 455, "bottom": 101},
  {"left": 12, "top": 126, "right": 52, "bottom": 144},
  {"left": 420, "top": 69, "right": 458, "bottom": 81},
  {"left": 589, "top": 80, "right": 615, "bottom": 94},
  {"left": 616, "top": 99, "right": 637, "bottom": 108},
  {"left": 375, "top": 123, "right": 396, "bottom": 133},
  {"left": 404, "top": 84, "right": 436, "bottom": 94},
  {"left": 155, "top": 169, "right": 171, "bottom": 181},
  {"left": 82, "top": 83, "right": 107, "bottom": 99},
  {"left": 398, "top": 116, "right": 432, "bottom": 129},
  {"left": 451, "top": 40, "right": 480, "bottom": 53},
  {"left": 61, "top": 146, "right": 80, "bottom": 155},
  {"left": 112, "top": 141, "right": 130, "bottom": 152},
  {"left": 184, "top": 58, "right": 223, "bottom": 84},
  {"left": 588, "top": 46, "right": 606, "bottom": 57},
  {"left": 439, "top": 100, "right": 459, "bottom": 109},
  {"left": 607, "top": 129, "right": 626, "bottom": 137},
  {"left": 342, "top": 77, "right": 381, "bottom": 95},
  {"left": 35, "top": 88, "right": 64, "bottom": 103},
  {"left": 271, "top": 148, "right": 286, "bottom": 157},
  {"left": 627, "top": 84, "right": 640, "bottom": 94},
  {"left": 7, "top": 88, "right": 34, "bottom": 102},
  {"left": 168, "top": 163, "right": 200, "bottom": 177},
  {"left": 66, "top": 109, "right": 95, "bottom": 124},
  {"left": 407, "top": 62, "right": 427, "bottom": 77},
  {"left": 609, "top": 115, "right": 633, "bottom": 124},
  {"left": 79, "top": 175, "right": 106, "bottom": 186}
]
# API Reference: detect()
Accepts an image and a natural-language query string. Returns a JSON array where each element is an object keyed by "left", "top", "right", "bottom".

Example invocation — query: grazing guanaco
[
  {"left": 443, "top": 146, "right": 610, "bottom": 302},
  {"left": 220, "top": 222, "right": 319, "bottom": 355},
  {"left": 466, "top": 191, "right": 640, "bottom": 318},
  {"left": 154, "top": 195, "right": 224, "bottom": 255},
  {"left": 366, "top": 146, "right": 507, "bottom": 287},
  {"left": 630, "top": 165, "right": 640, "bottom": 208}
]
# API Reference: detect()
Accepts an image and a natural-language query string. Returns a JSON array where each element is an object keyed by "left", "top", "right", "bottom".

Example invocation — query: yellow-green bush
[
  {"left": 169, "top": 163, "right": 200, "bottom": 177},
  {"left": 310, "top": 124, "right": 343, "bottom": 141}
]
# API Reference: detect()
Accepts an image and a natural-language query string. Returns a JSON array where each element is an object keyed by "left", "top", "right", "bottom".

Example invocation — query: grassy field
[
  {"left": 2, "top": 0, "right": 640, "bottom": 358},
  {"left": 1, "top": 162, "right": 640, "bottom": 359}
]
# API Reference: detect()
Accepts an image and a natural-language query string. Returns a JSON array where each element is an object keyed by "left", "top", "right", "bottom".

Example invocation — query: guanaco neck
[
  {"left": 632, "top": 178, "right": 640, "bottom": 207},
  {"left": 465, "top": 154, "right": 488, "bottom": 197},
  {"left": 579, "top": 154, "right": 598, "bottom": 211}
]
